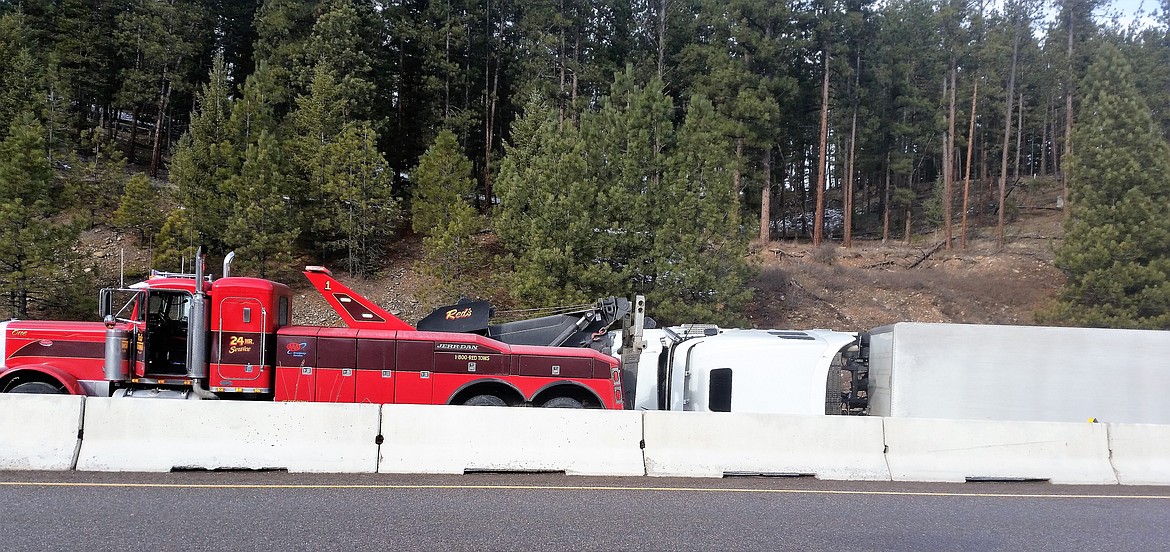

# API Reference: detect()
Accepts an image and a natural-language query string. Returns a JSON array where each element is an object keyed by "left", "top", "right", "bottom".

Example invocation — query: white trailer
[{"left": 867, "top": 322, "right": 1170, "bottom": 424}]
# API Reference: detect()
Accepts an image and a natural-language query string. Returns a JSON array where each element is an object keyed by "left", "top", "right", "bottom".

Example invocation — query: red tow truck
[{"left": 0, "top": 253, "right": 623, "bottom": 408}]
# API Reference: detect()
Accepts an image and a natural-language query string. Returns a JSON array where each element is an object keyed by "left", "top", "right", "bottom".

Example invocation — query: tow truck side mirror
[{"left": 99, "top": 289, "right": 113, "bottom": 318}]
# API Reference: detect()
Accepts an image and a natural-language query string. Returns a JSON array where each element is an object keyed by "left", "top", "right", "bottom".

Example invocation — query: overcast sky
[{"left": 1104, "top": 0, "right": 1163, "bottom": 26}]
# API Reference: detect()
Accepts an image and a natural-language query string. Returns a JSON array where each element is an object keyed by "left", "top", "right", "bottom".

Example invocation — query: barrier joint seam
[
  {"left": 374, "top": 406, "right": 384, "bottom": 474},
  {"left": 639, "top": 410, "right": 648, "bottom": 476},
  {"left": 1104, "top": 423, "right": 1121, "bottom": 484},
  {"left": 70, "top": 396, "right": 86, "bottom": 471},
  {"left": 880, "top": 416, "right": 893, "bottom": 481}
]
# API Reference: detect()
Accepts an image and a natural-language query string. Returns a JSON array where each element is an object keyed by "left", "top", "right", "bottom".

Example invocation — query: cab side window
[{"left": 278, "top": 297, "right": 289, "bottom": 326}]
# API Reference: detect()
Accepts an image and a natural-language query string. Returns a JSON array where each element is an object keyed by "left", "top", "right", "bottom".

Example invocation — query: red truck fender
[
  {"left": 530, "top": 380, "right": 607, "bottom": 408},
  {"left": 0, "top": 364, "right": 86, "bottom": 395},
  {"left": 445, "top": 378, "right": 526, "bottom": 406}
]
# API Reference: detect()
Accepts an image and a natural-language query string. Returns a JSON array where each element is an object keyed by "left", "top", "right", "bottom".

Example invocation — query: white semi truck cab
[{"left": 616, "top": 297, "right": 869, "bottom": 414}]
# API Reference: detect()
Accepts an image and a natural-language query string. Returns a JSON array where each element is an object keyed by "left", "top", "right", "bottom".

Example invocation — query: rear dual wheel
[
  {"left": 462, "top": 394, "right": 507, "bottom": 407},
  {"left": 539, "top": 397, "right": 584, "bottom": 409},
  {"left": 461, "top": 394, "right": 585, "bottom": 408},
  {"left": 6, "top": 381, "right": 63, "bottom": 394}
]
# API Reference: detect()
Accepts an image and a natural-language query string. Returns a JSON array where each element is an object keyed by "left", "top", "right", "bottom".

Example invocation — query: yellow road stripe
[{"left": 0, "top": 481, "right": 1167, "bottom": 500}]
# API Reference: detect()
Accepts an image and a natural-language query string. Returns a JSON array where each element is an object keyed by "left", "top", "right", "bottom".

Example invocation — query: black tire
[
  {"left": 7, "top": 381, "right": 63, "bottom": 394},
  {"left": 463, "top": 394, "right": 507, "bottom": 407},
  {"left": 540, "top": 396, "right": 584, "bottom": 409}
]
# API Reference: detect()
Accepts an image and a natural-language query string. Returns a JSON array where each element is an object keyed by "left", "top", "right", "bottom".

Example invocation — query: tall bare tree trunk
[
  {"left": 1014, "top": 93, "right": 1024, "bottom": 178},
  {"left": 128, "top": 108, "right": 140, "bottom": 165},
  {"left": 961, "top": 81, "right": 978, "bottom": 249},
  {"left": 1053, "top": 114, "right": 1062, "bottom": 178},
  {"left": 844, "top": 106, "right": 857, "bottom": 249},
  {"left": 998, "top": 32, "right": 1020, "bottom": 247},
  {"left": 484, "top": 57, "right": 499, "bottom": 210},
  {"left": 904, "top": 208, "right": 912, "bottom": 244},
  {"left": 1062, "top": 11, "right": 1074, "bottom": 219},
  {"left": 560, "top": 0, "right": 567, "bottom": 116},
  {"left": 944, "top": 62, "right": 957, "bottom": 250},
  {"left": 813, "top": 49, "right": 830, "bottom": 246},
  {"left": 734, "top": 138, "right": 744, "bottom": 194},
  {"left": 444, "top": 0, "right": 452, "bottom": 117},
  {"left": 798, "top": 152, "right": 809, "bottom": 239},
  {"left": 572, "top": 35, "right": 579, "bottom": 107},
  {"left": 882, "top": 154, "right": 891, "bottom": 244},
  {"left": 657, "top": 0, "right": 668, "bottom": 81},
  {"left": 1040, "top": 94, "right": 1050, "bottom": 176},
  {"left": 149, "top": 76, "right": 172, "bottom": 178},
  {"left": 481, "top": 0, "right": 502, "bottom": 212},
  {"left": 760, "top": 147, "right": 772, "bottom": 242},
  {"left": 778, "top": 165, "right": 787, "bottom": 237}
]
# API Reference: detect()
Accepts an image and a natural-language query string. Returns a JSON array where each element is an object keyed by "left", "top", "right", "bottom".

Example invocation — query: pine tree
[
  {"left": 64, "top": 129, "right": 126, "bottom": 224},
  {"left": 412, "top": 130, "right": 474, "bottom": 233},
  {"left": 45, "top": 0, "right": 121, "bottom": 139},
  {"left": 0, "top": 12, "right": 44, "bottom": 140},
  {"left": 1043, "top": 44, "right": 1170, "bottom": 329},
  {"left": 649, "top": 95, "right": 753, "bottom": 325},
  {"left": 252, "top": 0, "right": 320, "bottom": 117},
  {"left": 580, "top": 68, "right": 670, "bottom": 296},
  {"left": 412, "top": 129, "right": 481, "bottom": 298},
  {"left": 495, "top": 96, "right": 598, "bottom": 307},
  {"left": 287, "top": 63, "right": 347, "bottom": 251},
  {"left": 112, "top": 0, "right": 206, "bottom": 173},
  {"left": 41, "top": 62, "right": 77, "bottom": 165},
  {"left": 496, "top": 78, "right": 755, "bottom": 323},
  {"left": 0, "top": 113, "right": 83, "bottom": 318},
  {"left": 871, "top": 0, "right": 947, "bottom": 242},
  {"left": 677, "top": 0, "right": 791, "bottom": 243},
  {"left": 327, "top": 122, "right": 399, "bottom": 277},
  {"left": 228, "top": 62, "right": 280, "bottom": 145},
  {"left": 0, "top": 201, "right": 84, "bottom": 318},
  {"left": 153, "top": 208, "right": 199, "bottom": 271},
  {"left": 0, "top": 113, "right": 52, "bottom": 203},
  {"left": 113, "top": 173, "right": 164, "bottom": 243},
  {"left": 1112, "top": 14, "right": 1170, "bottom": 140},
  {"left": 170, "top": 53, "right": 237, "bottom": 251},
  {"left": 305, "top": 0, "right": 377, "bottom": 120},
  {"left": 223, "top": 130, "right": 299, "bottom": 278}
]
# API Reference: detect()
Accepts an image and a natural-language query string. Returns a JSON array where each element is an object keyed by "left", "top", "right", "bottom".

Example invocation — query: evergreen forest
[{"left": 1, "top": 0, "right": 1169, "bottom": 328}]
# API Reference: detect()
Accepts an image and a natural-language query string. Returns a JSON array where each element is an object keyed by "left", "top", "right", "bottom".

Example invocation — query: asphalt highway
[{"left": 1, "top": 471, "right": 1167, "bottom": 551}]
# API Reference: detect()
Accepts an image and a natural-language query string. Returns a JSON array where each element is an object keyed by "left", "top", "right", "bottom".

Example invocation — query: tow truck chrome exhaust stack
[
  {"left": 102, "top": 325, "right": 129, "bottom": 382},
  {"left": 187, "top": 248, "right": 217, "bottom": 399}
]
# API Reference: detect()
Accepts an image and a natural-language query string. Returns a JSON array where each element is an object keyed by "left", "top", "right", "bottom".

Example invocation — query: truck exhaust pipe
[
  {"left": 187, "top": 248, "right": 217, "bottom": 400},
  {"left": 223, "top": 251, "right": 235, "bottom": 278},
  {"left": 102, "top": 325, "right": 129, "bottom": 383}
]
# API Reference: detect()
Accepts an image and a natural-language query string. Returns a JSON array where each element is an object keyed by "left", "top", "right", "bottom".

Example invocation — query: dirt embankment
[{"left": 77, "top": 181, "right": 1068, "bottom": 333}]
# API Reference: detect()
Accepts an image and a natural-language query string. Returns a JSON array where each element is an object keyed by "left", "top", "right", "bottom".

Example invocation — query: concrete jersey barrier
[
  {"left": 0, "top": 394, "right": 85, "bottom": 470},
  {"left": 1107, "top": 423, "right": 1170, "bottom": 485},
  {"left": 7, "top": 394, "right": 1168, "bottom": 484},
  {"left": 883, "top": 417, "right": 1117, "bottom": 484},
  {"left": 75, "top": 398, "right": 380, "bottom": 473},
  {"left": 378, "top": 404, "right": 645, "bottom": 476},
  {"left": 642, "top": 411, "right": 889, "bottom": 480}
]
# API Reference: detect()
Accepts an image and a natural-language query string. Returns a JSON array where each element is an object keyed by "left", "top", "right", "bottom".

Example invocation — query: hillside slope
[
  {"left": 746, "top": 214, "right": 1064, "bottom": 331},
  {"left": 79, "top": 182, "right": 1067, "bottom": 334}
]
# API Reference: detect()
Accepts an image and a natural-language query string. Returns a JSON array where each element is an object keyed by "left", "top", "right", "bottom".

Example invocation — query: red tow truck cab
[{"left": 0, "top": 255, "right": 623, "bottom": 409}]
